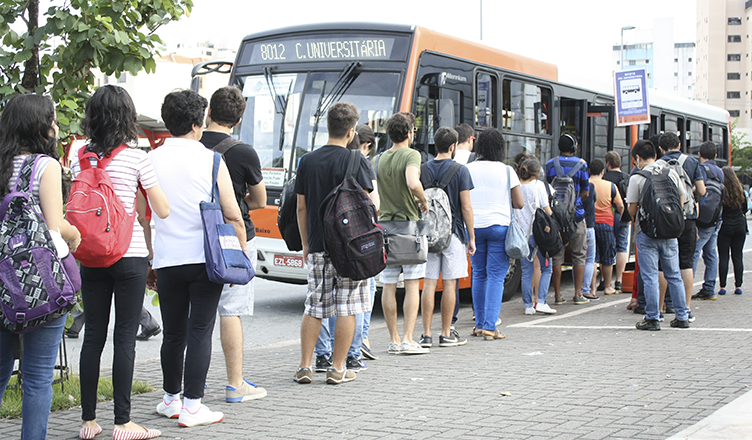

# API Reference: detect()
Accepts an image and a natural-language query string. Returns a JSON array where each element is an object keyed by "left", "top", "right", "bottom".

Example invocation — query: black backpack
[
  {"left": 277, "top": 176, "right": 302, "bottom": 252},
  {"left": 532, "top": 186, "right": 564, "bottom": 258},
  {"left": 637, "top": 166, "right": 685, "bottom": 240},
  {"left": 544, "top": 180, "right": 574, "bottom": 246},
  {"left": 696, "top": 164, "right": 725, "bottom": 228},
  {"left": 319, "top": 150, "right": 385, "bottom": 280}
]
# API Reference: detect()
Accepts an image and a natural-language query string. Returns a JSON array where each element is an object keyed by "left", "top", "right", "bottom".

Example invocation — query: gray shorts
[
  {"left": 217, "top": 237, "right": 256, "bottom": 317},
  {"left": 425, "top": 234, "right": 468, "bottom": 280},
  {"left": 552, "top": 220, "right": 587, "bottom": 266},
  {"left": 379, "top": 263, "right": 426, "bottom": 284}
]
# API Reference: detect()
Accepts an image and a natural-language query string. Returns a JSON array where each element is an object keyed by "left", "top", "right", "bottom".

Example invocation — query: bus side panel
[{"left": 250, "top": 206, "right": 283, "bottom": 239}]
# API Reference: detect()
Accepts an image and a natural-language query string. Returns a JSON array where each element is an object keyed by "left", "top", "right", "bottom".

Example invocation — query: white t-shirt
[
  {"left": 454, "top": 149, "right": 472, "bottom": 165},
  {"left": 70, "top": 147, "right": 159, "bottom": 258},
  {"left": 515, "top": 180, "right": 550, "bottom": 235},
  {"left": 149, "top": 138, "right": 216, "bottom": 270},
  {"left": 625, "top": 161, "right": 683, "bottom": 235},
  {"left": 466, "top": 161, "right": 520, "bottom": 228}
]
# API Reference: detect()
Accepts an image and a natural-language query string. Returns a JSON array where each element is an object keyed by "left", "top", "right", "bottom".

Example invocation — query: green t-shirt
[{"left": 376, "top": 147, "right": 422, "bottom": 221}]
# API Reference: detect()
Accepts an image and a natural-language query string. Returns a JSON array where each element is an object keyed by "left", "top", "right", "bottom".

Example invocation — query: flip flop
[
  {"left": 79, "top": 425, "right": 102, "bottom": 440},
  {"left": 112, "top": 426, "right": 162, "bottom": 440}
]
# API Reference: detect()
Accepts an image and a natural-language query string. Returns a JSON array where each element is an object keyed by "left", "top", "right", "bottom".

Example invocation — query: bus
[{"left": 192, "top": 22, "right": 730, "bottom": 299}]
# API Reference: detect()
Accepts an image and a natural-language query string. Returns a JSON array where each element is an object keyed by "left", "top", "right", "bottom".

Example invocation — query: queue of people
[{"left": 1, "top": 92, "right": 747, "bottom": 439}]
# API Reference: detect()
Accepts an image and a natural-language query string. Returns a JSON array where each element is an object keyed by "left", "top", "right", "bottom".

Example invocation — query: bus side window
[{"left": 475, "top": 72, "right": 496, "bottom": 128}]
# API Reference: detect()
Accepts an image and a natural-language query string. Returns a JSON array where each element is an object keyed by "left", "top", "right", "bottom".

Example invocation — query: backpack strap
[
  {"left": 213, "top": 137, "right": 243, "bottom": 156},
  {"left": 420, "top": 162, "right": 431, "bottom": 188},
  {"left": 553, "top": 156, "right": 585, "bottom": 179},
  {"left": 553, "top": 157, "right": 565, "bottom": 177},
  {"left": 78, "top": 144, "right": 128, "bottom": 170},
  {"left": 702, "top": 164, "right": 721, "bottom": 182},
  {"left": 210, "top": 152, "right": 221, "bottom": 203},
  {"left": 346, "top": 149, "right": 361, "bottom": 181},
  {"left": 566, "top": 159, "right": 586, "bottom": 178},
  {"left": 437, "top": 162, "right": 462, "bottom": 191}
]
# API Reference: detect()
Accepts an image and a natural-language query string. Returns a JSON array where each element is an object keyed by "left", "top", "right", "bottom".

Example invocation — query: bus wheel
[{"left": 502, "top": 259, "right": 521, "bottom": 302}]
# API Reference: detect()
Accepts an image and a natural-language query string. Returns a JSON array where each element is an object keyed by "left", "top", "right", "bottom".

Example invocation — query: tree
[
  {"left": 730, "top": 118, "right": 752, "bottom": 175},
  {"left": 0, "top": 0, "right": 193, "bottom": 137}
]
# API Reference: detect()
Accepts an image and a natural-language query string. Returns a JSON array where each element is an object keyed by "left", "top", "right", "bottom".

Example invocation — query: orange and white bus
[{"left": 192, "top": 22, "right": 730, "bottom": 299}]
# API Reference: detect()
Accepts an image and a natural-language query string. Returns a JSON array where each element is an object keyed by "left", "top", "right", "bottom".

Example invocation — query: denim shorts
[
  {"left": 615, "top": 222, "right": 630, "bottom": 253},
  {"left": 594, "top": 223, "right": 616, "bottom": 265}
]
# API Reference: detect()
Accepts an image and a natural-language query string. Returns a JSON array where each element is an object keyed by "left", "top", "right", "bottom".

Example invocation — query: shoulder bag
[
  {"left": 504, "top": 165, "right": 529, "bottom": 260},
  {"left": 379, "top": 211, "right": 430, "bottom": 266}
]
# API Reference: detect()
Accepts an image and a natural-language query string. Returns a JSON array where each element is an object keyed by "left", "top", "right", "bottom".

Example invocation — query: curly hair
[
  {"left": 209, "top": 86, "right": 246, "bottom": 128},
  {"left": 81, "top": 85, "right": 139, "bottom": 157},
  {"left": 475, "top": 128, "right": 505, "bottom": 162},
  {"left": 722, "top": 166, "right": 745, "bottom": 209},
  {"left": 386, "top": 112, "right": 415, "bottom": 144},
  {"left": 161, "top": 89, "right": 208, "bottom": 137},
  {"left": 0, "top": 94, "right": 59, "bottom": 196}
]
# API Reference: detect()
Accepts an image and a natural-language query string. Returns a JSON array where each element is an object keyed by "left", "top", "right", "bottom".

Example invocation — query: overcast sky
[{"left": 158, "top": 0, "right": 697, "bottom": 88}]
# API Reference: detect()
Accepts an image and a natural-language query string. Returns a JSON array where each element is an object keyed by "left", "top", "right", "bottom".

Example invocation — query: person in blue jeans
[
  {"left": 314, "top": 313, "right": 366, "bottom": 372},
  {"left": 466, "top": 129, "right": 523, "bottom": 340},
  {"left": 514, "top": 158, "right": 556, "bottom": 315},
  {"left": 360, "top": 278, "right": 378, "bottom": 360},
  {"left": 580, "top": 181, "right": 598, "bottom": 300},
  {"left": 626, "top": 140, "right": 690, "bottom": 330}
]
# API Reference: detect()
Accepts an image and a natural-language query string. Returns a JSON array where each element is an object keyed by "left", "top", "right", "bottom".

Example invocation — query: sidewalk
[{"left": 3, "top": 290, "right": 752, "bottom": 439}]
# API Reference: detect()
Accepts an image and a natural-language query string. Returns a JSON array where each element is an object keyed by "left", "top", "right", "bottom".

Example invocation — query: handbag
[
  {"left": 200, "top": 152, "right": 256, "bottom": 285},
  {"left": 504, "top": 165, "right": 529, "bottom": 260},
  {"left": 379, "top": 211, "right": 430, "bottom": 266}
]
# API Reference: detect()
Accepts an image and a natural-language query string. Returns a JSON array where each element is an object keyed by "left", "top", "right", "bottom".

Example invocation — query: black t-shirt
[
  {"left": 201, "top": 131, "right": 264, "bottom": 239},
  {"left": 294, "top": 145, "right": 374, "bottom": 253},
  {"left": 582, "top": 182, "right": 596, "bottom": 228},
  {"left": 423, "top": 159, "right": 474, "bottom": 243},
  {"left": 603, "top": 169, "right": 631, "bottom": 223}
]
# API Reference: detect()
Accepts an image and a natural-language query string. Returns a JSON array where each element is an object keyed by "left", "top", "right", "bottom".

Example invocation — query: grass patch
[{"left": 1, "top": 375, "right": 153, "bottom": 419}]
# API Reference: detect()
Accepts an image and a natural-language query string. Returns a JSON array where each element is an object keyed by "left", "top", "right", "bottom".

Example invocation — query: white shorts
[
  {"left": 217, "top": 237, "right": 257, "bottom": 317},
  {"left": 425, "top": 234, "right": 468, "bottom": 280},
  {"left": 379, "top": 263, "right": 426, "bottom": 284}
]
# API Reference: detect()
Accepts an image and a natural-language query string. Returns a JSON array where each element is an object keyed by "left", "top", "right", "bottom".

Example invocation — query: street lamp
[{"left": 621, "top": 26, "right": 635, "bottom": 71}]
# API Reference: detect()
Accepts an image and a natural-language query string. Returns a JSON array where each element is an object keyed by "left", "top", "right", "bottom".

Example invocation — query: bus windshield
[{"left": 238, "top": 71, "right": 400, "bottom": 188}]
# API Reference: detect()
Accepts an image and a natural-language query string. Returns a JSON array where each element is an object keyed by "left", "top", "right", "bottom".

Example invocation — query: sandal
[
  {"left": 482, "top": 329, "right": 506, "bottom": 340},
  {"left": 79, "top": 424, "right": 102, "bottom": 440},
  {"left": 470, "top": 327, "right": 482, "bottom": 337},
  {"left": 626, "top": 298, "right": 638, "bottom": 310},
  {"left": 112, "top": 426, "right": 162, "bottom": 440}
]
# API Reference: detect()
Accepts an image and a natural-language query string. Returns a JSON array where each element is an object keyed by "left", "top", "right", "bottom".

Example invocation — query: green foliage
[
  {"left": 0, "top": 0, "right": 193, "bottom": 138},
  {"left": 1, "top": 375, "right": 153, "bottom": 418},
  {"left": 730, "top": 118, "right": 752, "bottom": 175}
]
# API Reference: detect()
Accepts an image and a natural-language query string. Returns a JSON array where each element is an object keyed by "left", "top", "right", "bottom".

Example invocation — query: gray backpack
[
  {"left": 657, "top": 154, "right": 695, "bottom": 218},
  {"left": 420, "top": 162, "right": 462, "bottom": 253}
]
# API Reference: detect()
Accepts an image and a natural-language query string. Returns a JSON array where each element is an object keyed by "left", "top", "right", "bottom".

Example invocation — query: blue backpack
[{"left": 0, "top": 155, "right": 80, "bottom": 333}]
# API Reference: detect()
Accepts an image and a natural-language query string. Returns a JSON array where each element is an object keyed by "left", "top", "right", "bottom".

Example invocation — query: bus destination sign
[{"left": 240, "top": 35, "right": 408, "bottom": 65}]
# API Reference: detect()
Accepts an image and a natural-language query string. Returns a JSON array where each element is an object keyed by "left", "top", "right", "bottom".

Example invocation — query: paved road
[{"left": 3, "top": 223, "right": 752, "bottom": 439}]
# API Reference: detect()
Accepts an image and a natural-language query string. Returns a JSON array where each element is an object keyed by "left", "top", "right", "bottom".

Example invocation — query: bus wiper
[
  {"left": 263, "top": 66, "right": 293, "bottom": 152},
  {"left": 310, "top": 61, "right": 360, "bottom": 149}
]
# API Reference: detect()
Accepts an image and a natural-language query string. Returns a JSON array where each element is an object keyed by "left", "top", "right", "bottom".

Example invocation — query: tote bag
[
  {"left": 504, "top": 166, "right": 529, "bottom": 260},
  {"left": 379, "top": 211, "right": 430, "bottom": 266},
  {"left": 200, "top": 153, "right": 255, "bottom": 285}
]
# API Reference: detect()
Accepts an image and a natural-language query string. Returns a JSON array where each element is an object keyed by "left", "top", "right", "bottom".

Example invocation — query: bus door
[
  {"left": 558, "top": 98, "right": 588, "bottom": 161},
  {"left": 586, "top": 104, "right": 615, "bottom": 164},
  {"left": 414, "top": 72, "right": 463, "bottom": 158}
]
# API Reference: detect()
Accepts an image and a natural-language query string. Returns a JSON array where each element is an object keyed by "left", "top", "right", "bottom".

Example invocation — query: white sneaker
[
  {"left": 387, "top": 342, "right": 402, "bottom": 354},
  {"left": 156, "top": 398, "right": 181, "bottom": 419},
  {"left": 400, "top": 340, "right": 430, "bottom": 355},
  {"left": 524, "top": 307, "right": 536, "bottom": 315},
  {"left": 535, "top": 303, "right": 557, "bottom": 314},
  {"left": 178, "top": 404, "right": 224, "bottom": 427},
  {"left": 495, "top": 318, "right": 502, "bottom": 326}
]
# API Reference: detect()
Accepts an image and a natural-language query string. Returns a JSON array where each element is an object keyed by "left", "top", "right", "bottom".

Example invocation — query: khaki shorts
[
  {"left": 425, "top": 234, "right": 468, "bottom": 280},
  {"left": 552, "top": 220, "right": 587, "bottom": 266}
]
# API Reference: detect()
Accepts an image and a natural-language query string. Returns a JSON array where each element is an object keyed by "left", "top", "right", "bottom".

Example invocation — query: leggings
[{"left": 717, "top": 223, "right": 747, "bottom": 289}]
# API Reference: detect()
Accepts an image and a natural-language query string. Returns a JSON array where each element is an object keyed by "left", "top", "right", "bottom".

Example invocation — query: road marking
[
  {"left": 693, "top": 270, "right": 752, "bottom": 286},
  {"left": 508, "top": 299, "right": 630, "bottom": 327},
  {"left": 520, "top": 325, "right": 752, "bottom": 332}
]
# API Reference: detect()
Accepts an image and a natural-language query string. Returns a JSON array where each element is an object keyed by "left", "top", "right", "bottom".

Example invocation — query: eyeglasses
[
  {"left": 354, "top": 131, "right": 358, "bottom": 137},
  {"left": 412, "top": 127, "right": 418, "bottom": 133}
]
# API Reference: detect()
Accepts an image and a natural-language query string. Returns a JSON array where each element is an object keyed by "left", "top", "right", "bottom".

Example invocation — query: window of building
[
  {"left": 674, "top": 58, "right": 678, "bottom": 62},
  {"left": 688, "top": 57, "right": 692, "bottom": 62},
  {"left": 674, "top": 72, "right": 678, "bottom": 76},
  {"left": 729, "top": 72, "right": 742, "bottom": 80},
  {"left": 117, "top": 73, "right": 126, "bottom": 83},
  {"left": 728, "top": 54, "right": 742, "bottom": 61},
  {"left": 728, "top": 91, "right": 741, "bottom": 98},
  {"left": 674, "top": 86, "right": 678, "bottom": 91},
  {"left": 645, "top": 59, "right": 650, "bottom": 63},
  {"left": 629, "top": 60, "right": 636, "bottom": 66},
  {"left": 688, "top": 86, "right": 692, "bottom": 90},
  {"left": 729, "top": 17, "right": 742, "bottom": 25},
  {"left": 729, "top": 35, "right": 742, "bottom": 42},
  {"left": 688, "top": 72, "right": 692, "bottom": 76},
  {"left": 730, "top": 110, "right": 741, "bottom": 117}
]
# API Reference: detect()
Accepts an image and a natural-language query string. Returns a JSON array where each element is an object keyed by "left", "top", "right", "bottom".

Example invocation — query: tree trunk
[{"left": 21, "top": 0, "right": 40, "bottom": 90}]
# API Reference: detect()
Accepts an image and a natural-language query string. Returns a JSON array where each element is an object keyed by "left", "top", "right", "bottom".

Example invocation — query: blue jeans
[
  {"left": 581, "top": 227, "right": 596, "bottom": 295},
  {"left": 522, "top": 235, "right": 552, "bottom": 308},
  {"left": 471, "top": 225, "right": 508, "bottom": 331},
  {"left": 362, "top": 278, "right": 375, "bottom": 340},
  {"left": 315, "top": 313, "right": 363, "bottom": 359},
  {"left": 693, "top": 222, "right": 721, "bottom": 292},
  {"left": 0, "top": 314, "right": 67, "bottom": 440},
  {"left": 636, "top": 232, "right": 689, "bottom": 321}
]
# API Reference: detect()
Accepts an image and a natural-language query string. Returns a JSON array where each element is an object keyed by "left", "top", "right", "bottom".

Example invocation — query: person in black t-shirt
[
  {"left": 603, "top": 151, "right": 630, "bottom": 293},
  {"left": 293, "top": 102, "right": 375, "bottom": 385},
  {"left": 201, "top": 86, "right": 267, "bottom": 402}
]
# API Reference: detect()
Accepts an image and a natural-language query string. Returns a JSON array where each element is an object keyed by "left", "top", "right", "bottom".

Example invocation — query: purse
[
  {"left": 379, "top": 211, "right": 430, "bottom": 266},
  {"left": 200, "top": 152, "right": 256, "bottom": 285},
  {"left": 504, "top": 165, "right": 529, "bottom": 260}
]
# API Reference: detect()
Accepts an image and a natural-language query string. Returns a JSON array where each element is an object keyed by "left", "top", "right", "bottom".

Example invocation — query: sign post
[{"left": 613, "top": 68, "right": 650, "bottom": 126}]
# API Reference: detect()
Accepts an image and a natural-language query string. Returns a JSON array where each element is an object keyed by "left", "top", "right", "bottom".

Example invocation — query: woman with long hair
[
  {"left": 717, "top": 166, "right": 747, "bottom": 295},
  {"left": 72, "top": 85, "right": 169, "bottom": 440},
  {"left": 0, "top": 94, "right": 81, "bottom": 439},
  {"left": 466, "top": 128, "right": 523, "bottom": 340}
]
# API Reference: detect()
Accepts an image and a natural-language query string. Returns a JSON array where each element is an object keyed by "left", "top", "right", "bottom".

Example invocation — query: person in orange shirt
[{"left": 590, "top": 159, "right": 624, "bottom": 295}]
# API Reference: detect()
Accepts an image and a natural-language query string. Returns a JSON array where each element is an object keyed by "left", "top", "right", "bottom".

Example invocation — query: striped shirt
[
  {"left": 70, "top": 146, "right": 159, "bottom": 258},
  {"left": 9, "top": 155, "right": 54, "bottom": 198}
]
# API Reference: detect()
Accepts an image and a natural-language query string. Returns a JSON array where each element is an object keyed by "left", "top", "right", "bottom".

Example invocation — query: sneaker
[
  {"left": 670, "top": 318, "right": 690, "bottom": 328},
  {"left": 535, "top": 303, "right": 557, "bottom": 314},
  {"left": 360, "top": 344, "right": 378, "bottom": 360},
  {"left": 665, "top": 306, "right": 675, "bottom": 314},
  {"left": 658, "top": 312, "right": 665, "bottom": 322},
  {"left": 400, "top": 340, "right": 430, "bottom": 355},
  {"left": 596, "top": 280, "right": 605, "bottom": 291},
  {"left": 524, "top": 307, "right": 536, "bottom": 315},
  {"left": 326, "top": 368, "right": 356, "bottom": 384},
  {"left": 735, "top": 288, "right": 743, "bottom": 295},
  {"left": 573, "top": 296, "right": 590, "bottom": 305},
  {"left": 634, "top": 305, "right": 646, "bottom": 314},
  {"left": 65, "top": 329, "right": 79, "bottom": 339},
  {"left": 156, "top": 398, "right": 181, "bottom": 418},
  {"left": 692, "top": 289, "right": 717, "bottom": 301},
  {"left": 554, "top": 297, "right": 566, "bottom": 305},
  {"left": 178, "top": 404, "right": 224, "bottom": 427},
  {"left": 451, "top": 329, "right": 462, "bottom": 339},
  {"left": 614, "top": 281, "right": 622, "bottom": 292},
  {"left": 419, "top": 335, "right": 433, "bottom": 348},
  {"left": 293, "top": 367, "right": 312, "bottom": 384},
  {"left": 719, "top": 288, "right": 727, "bottom": 295},
  {"left": 387, "top": 342, "right": 402, "bottom": 354},
  {"left": 439, "top": 334, "right": 468, "bottom": 347},
  {"left": 635, "top": 319, "right": 661, "bottom": 331},
  {"left": 687, "top": 311, "right": 696, "bottom": 323},
  {"left": 315, "top": 355, "right": 332, "bottom": 373},
  {"left": 136, "top": 325, "right": 162, "bottom": 341},
  {"left": 345, "top": 356, "right": 367, "bottom": 372},
  {"left": 225, "top": 379, "right": 267, "bottom": 403},
  {"left": 495, "top": 318, "right": 502, "bottom": 326}
]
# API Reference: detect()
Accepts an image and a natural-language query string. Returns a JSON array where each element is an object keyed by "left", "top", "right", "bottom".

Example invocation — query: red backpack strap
[
  {"left": 78, "top": 144, "right": 128, "bottom": 170},
  {"left": 78, "top": 146, "right": 97, "bottom": 170},
  {"left": 97, "top": 145, "right": 129, "bottom": 168}
]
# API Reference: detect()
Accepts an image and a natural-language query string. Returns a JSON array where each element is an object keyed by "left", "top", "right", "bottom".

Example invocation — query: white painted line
[
  {"left": 666, "top": 388, "right": 752, "bottom": 440},
  {"left": 693, "top": 270, "right": 752, "bottom": 286},
  {"left": 507, "top": 298, "right": 630, "bottom": 327},
  {"left": 522, "top": 325, "right": 752, "bottom": 332}
]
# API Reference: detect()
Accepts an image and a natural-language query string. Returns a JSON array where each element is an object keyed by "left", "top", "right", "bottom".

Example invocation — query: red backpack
[{"left": 66, "top": 145, "right": 135, "bottom": 268}]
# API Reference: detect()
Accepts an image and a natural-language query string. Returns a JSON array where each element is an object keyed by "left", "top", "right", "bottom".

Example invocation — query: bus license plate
[{"left": 274, "top": 254, "right": 304, "bottom": 268}]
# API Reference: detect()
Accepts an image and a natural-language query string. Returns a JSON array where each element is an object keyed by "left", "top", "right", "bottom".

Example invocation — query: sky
[{"left": 158, "top": 0, "right": 697, "bottom": 89}]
